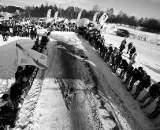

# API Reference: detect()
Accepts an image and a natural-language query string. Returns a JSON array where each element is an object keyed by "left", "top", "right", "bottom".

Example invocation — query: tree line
[{"left": 1, "top": 4, "right": 160, "bottom": 33}]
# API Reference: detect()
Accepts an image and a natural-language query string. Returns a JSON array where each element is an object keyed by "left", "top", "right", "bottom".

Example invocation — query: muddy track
[{"left": 55, "top": 40, "right": 121, "bottom": 130}]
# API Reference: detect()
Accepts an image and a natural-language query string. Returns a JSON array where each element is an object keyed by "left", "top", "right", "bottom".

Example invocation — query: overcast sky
[{"left": 3, "top": 0, "right": 160, "bottom": 19}]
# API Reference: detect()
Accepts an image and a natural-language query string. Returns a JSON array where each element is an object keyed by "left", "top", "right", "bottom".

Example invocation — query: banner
[
  {"left": 93, "top": 12, "right": 99, "bottom": 23},
  {"left": 54, "top": 11, "right": 59, "bottom": 22},
  {"left": 99, "top": 13, "right": 108, "bottom": 26},
  {"left": 77, "top": 10, "right": 83, "bottom": 20},
  {"left": 47, "top": 9, "right": 52, "bottom": 19},
  {"left": 16, "top": 44, "right": 48, "bottom": 69}
]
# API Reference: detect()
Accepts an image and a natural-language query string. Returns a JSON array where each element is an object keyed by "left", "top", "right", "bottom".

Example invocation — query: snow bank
[{"left": 0, "top": 38, "right": 34, "bottom": 79}]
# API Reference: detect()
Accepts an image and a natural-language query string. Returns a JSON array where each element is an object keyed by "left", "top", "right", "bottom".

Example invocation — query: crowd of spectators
[
  {"left": 0, "top": 28, "right": 50, "bottom": 129},
  {"left": 0, "top": 18, "right": 78, "bottom": 42},
  {"left": 77, "top": 23, "right": 160, "bottom": 119}
]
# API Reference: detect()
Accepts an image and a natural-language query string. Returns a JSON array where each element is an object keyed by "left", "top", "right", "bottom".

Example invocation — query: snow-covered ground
[{"left": 103, "top": 33, "right": 160, "bottom": 83}]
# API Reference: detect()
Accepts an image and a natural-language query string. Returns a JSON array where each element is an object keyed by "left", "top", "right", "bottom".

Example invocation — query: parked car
[{"left": 116, "top": 29, "right": 130, "bottom": 37}]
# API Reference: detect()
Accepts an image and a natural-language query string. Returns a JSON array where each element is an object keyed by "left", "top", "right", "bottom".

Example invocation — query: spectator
[
  {"left": 129, "top": 46, "right": 136, "bottom": 59},
  {"left": 0, "top": 94, "right": 14, "bottom": 110},
  {"left": 114, "top": 52, "right": 123, "bottom": 71},
  {"left": 127, "top": 42, "right": 133, "bottom": 54},
  {"left": 10, "top": 81, "right": 23, "bottom": 107},
  {"left": 148, "top": 97, "right": 160, "bottom": 119},
  {"left": 0, "top": 94, "right": 15, "bottom": 125},
  {"left": 129, "top": 53, "right": 137, "bottom": 65},
  {"left": 132, "top": 74, "right": 151, "bottom": 99},
  {"left": 124, "top": 65, "right": 134, "bottom": 85},
  {"left": 102, "top": 46, "right": 108, "bottom": 59},
  {"left": 110, "top": 47, "right": 118, "bottom": 67},
  {"left": 127, "top": 67, "right": 144, "bottom": 91},
  {"left": 15, "top": 66, "right": 24, "bottom": 81},
  {"left": 140, "top": 82, "right": 160, "bottom": 108},
  {"left": 105, "top": 44, "right": 113, "bottom": 62},
  {"left": 119, "top": 38, "right": 127, "bottom": 52},
  {"left": 119, "top": 59, "right": 128, "bottom": 80},
  {"left": 30, "top": 28, "right": 34, "bottom": 40}
]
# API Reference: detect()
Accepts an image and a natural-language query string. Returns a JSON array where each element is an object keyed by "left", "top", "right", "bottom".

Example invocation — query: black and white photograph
[{"left": 0, "top": 0, "right": 160, "bottom": 129}]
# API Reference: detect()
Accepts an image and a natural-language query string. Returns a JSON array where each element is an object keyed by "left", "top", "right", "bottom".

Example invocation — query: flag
[
  {"left": 93, "top": 12, "right": 99, "bottom": 23},
  {"left": 16, "top": 44, "right": 48, "bottom": 69},
  {"left": 77, "top": 10, "right": 83, "bottom": 20},
  {"left": 47, "top": 9, "right": 52, "bottom": 19},
  {"left": 54, "top": 11, "right": 59, "bottom": 22},
  {"left": 46, "top": 9, "right": 52, "bottom": 23},
  {"left": 99, "top": 13, "right": 108, "bottom": 26}
]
